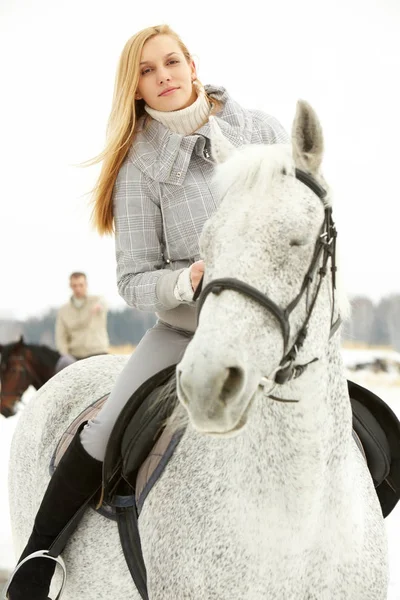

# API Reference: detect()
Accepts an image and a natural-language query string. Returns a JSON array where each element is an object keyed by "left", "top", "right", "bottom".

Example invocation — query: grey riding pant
[{"left": 80, "top": 321, "right": 193, "bottom": 461}]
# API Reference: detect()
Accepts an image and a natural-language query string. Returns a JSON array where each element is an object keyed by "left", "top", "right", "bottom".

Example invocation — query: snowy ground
[
  {"left": 0, "top": 367, "right": 399, "bottom": 597},
  {"left": 0, "top": 388, "right": 36, "bottom": 571}
]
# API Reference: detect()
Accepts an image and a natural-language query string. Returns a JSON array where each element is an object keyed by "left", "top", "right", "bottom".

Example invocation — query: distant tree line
[
  {"left": 0, "top": 307, "right": 156, "bottom": 348},
  {"left": 1, "top": 294, "right": 400, "bottom": 351},
  {"left": 342, "top": 294, "right": 400, "bottom": 350}
]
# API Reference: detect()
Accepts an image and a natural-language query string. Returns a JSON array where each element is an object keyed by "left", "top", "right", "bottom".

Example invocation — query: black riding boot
[{"left": 7, "top": 426, "right": 103, "bottom": 600}]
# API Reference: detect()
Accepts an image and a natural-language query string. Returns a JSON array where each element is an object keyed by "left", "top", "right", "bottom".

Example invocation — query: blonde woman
[{"left": 8, "top": 24, "right": 288, "bottom": 599}]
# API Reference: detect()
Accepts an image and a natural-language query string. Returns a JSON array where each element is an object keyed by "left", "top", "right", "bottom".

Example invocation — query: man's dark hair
[{"left": 69, "top": 272, "right": 87, "bottom": 280}]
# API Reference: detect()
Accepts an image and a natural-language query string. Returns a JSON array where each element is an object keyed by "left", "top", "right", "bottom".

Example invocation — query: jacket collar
[{"left": 128, "top": 85, "right": 253, "bottom": 184}]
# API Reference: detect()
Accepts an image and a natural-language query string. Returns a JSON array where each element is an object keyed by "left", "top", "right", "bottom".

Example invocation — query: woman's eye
[{"left": 141, "top": 60, "right": 179, "bottom": 76}]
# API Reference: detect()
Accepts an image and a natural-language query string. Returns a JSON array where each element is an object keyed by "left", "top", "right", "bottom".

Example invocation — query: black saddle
[{"left": 102, "top": 365, "right": 178, "bottom": 503}]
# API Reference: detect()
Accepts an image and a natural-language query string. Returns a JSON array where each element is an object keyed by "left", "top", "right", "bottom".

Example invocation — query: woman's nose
[{"left": 158, "top": 69, "right": 171, "bottom": 85}]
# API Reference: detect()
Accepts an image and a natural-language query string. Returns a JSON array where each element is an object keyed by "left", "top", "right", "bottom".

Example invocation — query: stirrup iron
[{"left": 3, "top": 550, "right": 67, "bottom": 600}]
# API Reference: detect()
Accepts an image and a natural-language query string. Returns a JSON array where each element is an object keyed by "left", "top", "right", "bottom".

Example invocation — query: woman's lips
[{"left": 159, "top": 87, "right": 179, "bottom": 97}]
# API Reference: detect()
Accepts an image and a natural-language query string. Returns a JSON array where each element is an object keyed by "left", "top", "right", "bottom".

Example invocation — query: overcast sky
[{"left": 1, "top": 0, "right": 399, "bottom": 320}]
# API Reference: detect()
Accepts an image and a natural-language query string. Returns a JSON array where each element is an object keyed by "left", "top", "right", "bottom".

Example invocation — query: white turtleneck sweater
[
  {"left": 145, "top": 86, "right": 212, "bottom": 303},
  {"left": 145, "top": 84, "right": 211, "bottom": 136}
]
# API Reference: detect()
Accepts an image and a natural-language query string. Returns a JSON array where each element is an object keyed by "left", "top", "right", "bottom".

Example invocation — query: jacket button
[
  {"left": 176, "top": 172, "right": 181, "bottom": 178},
  {"left": 166, "top": 259, "right": 171, "bottom": 264}
]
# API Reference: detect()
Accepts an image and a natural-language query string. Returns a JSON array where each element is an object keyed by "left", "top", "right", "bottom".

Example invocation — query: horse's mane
[
  {"left": 214, "top": 143, "right": 295, "bottom": 201},
  {"left": 28, "top": 343, "right": 61, "bottom": 368},
  {"left": 0, "top": 341, "right": 60, "bottom": 369}
]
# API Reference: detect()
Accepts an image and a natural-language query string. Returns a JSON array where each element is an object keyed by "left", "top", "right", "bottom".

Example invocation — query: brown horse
[{"left": 0, "top": 336, "right": 61, "bottom": 417}]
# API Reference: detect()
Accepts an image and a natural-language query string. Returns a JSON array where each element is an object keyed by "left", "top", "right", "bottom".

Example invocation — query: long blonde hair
[{"left": 91, "top": 25, "right": 215, "bottom": 235}]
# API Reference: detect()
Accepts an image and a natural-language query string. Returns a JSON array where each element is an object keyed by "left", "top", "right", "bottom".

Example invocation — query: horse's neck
[
  {"left": 175, "top": 333, "right": 352, "bottom": 509},
  {"left": 27, "top": 347, "right": 58, "bottom": 386},
  {"left": 245, "top": 333, "right": 352, "bottom": 483}
]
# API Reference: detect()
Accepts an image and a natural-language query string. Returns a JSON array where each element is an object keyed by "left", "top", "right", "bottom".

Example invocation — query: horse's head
[
  {"left": 0, "top": 336, "right": 32, "bottom": 417},
  {"left": 177, "top": 101, "right": 349, "bottom": 435}
]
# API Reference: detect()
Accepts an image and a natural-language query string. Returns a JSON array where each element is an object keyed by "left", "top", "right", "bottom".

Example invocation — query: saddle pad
[
  {"left": 135, "top": 429, "right": 183, "bottom": 514},
  {"left": 49, "top": 393, "right": 136, "bottom": 521},
  {"left": 51, "top": 394, "right": 109, "bottom": 470}
]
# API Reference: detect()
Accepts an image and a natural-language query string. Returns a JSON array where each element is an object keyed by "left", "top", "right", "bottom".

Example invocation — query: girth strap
[
  {"left": 116, "top": 499, "right": 149, "bottom": 600},
  {"left": 45, "top": 483, "right": 150, "bottom": 600}
]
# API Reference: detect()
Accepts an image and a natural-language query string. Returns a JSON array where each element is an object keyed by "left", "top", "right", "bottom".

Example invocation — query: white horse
[{"left": 7, "top": 101, "right": 388, "bottom": 600}]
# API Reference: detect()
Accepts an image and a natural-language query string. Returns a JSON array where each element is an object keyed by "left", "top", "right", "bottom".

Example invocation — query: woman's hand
[{"left": 189, "top": 260, "right": 205, "bottom": 292}]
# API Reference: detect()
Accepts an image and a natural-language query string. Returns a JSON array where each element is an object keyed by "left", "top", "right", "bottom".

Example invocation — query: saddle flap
[
  {"left": 103, "top": 365, "right": 177, "bottom": 497},
  {"left": 348, "top": 379, "right": 400, "bottom": 518},
  {"left": 135, "top": 428, "right": 183, "bottom": 514},
  {"left": 351, "top": 397, "right": 390, "bottom": 485},
  {"left": 121, "top": 376, "right": 177, "bottom": 482}
]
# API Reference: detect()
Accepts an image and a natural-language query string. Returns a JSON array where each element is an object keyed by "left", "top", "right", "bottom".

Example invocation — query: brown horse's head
[
  {"left": 0, "top": 336, "right": 34, "bottom": 417},
  {"left": 0, "top": 337, "right": 61, "bottom": 417}
]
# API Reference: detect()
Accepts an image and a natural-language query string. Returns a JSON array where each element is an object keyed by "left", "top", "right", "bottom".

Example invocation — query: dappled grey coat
[{"left": 113, "top": 85, "right": 289, "bottom": 332}]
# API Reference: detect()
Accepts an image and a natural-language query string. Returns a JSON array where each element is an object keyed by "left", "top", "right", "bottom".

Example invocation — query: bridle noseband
[{"left": 194, "top": 169, "right": 341, "bottom": 400}]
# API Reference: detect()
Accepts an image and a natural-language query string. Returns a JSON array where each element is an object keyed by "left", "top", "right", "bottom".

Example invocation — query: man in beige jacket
[{"left": 55, "top": 272, "right": 109, "bottom": 367}]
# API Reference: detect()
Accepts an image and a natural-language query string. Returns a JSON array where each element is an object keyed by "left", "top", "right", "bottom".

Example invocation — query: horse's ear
[
  {"left": 209, "top": 116, "right": 236, "bottom": 164},
  {"left": 291, "top": 100, "right": 324, "bottom": 174},
  {"left": 18, "top": 335, "right": 24, "bottom": 345}
]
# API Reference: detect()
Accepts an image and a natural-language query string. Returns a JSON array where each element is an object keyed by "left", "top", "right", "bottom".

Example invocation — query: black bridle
[{"left": 194, "top": 169, "right": 341, "bottom": 394}]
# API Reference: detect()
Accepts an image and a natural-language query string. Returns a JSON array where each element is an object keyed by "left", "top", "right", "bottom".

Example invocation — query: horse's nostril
[{"left": 220, "top": 367, "right": 244, "bottom": 404}]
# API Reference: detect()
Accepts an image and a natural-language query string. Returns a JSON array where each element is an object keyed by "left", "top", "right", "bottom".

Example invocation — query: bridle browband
[{"left": 193, "top": 168, "right": 341, "bottom": 400}]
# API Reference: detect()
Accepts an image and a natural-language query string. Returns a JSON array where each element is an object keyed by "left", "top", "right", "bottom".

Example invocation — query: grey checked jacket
[{"left": 113, "top": 85, "right": 289, "bottom": 332}]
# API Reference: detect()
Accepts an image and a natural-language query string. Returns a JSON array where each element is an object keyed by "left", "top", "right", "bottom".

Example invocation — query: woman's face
[{"left": 136, "top": 34, "right": 197, "bottom": 112}]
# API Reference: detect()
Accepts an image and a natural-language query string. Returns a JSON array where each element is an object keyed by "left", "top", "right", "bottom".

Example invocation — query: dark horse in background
[{"left": 0, "top": 336, "right": 61, "bottom": 417}]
